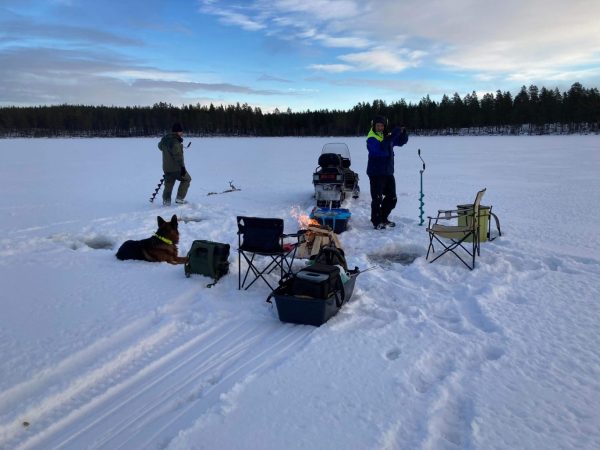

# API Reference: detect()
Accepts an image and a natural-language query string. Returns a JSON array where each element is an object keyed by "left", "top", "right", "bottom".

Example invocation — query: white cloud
[
  {"left": 337, "top": 48, "right": 423, "bottom": 73},
  {"left": 309, "top": 64, "right": 353, "bottom": 73},
  {"left": 201, "top": 0, "right": 367, "bottom": 50},
  {"left": 203, "top": 0, "right": 600, "bottom": 83},
  {"left": 508, "top": 67, "right": 600, "bottom": 83},
  {"left": 214, "top": 11, "right": 266, "bottom": 31},
  {"left": 4, "top": 0, "right": 599, "bottom": 109},
  {"left": 313, "top": 33, "right": 370, "bottom": 49},
  {"left": 373, "top": 0, "right": 600, "bottom": 79},
  {"left": 0, "top": 47, "right": 286, "bottom": 107},
  {"left": 104, "top": 69, "right": 189, "bottom": 82},
  {"left": 272, "top": 0, "right": 362, "bottom": 20}
]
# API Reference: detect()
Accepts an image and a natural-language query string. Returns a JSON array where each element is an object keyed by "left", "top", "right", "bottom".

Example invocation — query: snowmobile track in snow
[{"left": 1, "top": 314, "right": 313, "bottom": 450}]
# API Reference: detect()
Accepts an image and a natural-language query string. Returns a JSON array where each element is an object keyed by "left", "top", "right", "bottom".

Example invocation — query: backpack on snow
[
  {"left": 309, "top": 244, "right": 348, "bottom": 272},
  {"left": 184, "top": 240, "right": 230, "bottom": 287}
]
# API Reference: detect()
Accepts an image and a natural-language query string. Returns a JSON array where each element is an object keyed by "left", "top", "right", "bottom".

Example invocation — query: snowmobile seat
[{"left": 318, "top": 153, "right": 343, "bottom": 169}]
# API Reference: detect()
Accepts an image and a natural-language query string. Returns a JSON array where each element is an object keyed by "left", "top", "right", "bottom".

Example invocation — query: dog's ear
[
  {"left": 170, "top": 214, "right": 178, "bottom": 227},
  {"left": 157, "top": 216, "right": 166, "bottom": 227}
]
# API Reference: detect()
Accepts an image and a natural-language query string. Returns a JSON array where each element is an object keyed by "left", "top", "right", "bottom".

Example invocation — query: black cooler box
[{"left": 271, "top": 263, "right": 358, "bottom": 326}]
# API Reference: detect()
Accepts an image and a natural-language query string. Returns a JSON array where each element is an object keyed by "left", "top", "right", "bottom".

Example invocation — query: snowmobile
[{"left": 312, "top": 143, "right": 360, "bottom": 208}]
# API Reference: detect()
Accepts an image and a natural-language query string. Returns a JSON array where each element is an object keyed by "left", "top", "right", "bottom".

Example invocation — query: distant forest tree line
[{"left": 1, "top": 82, "right": 598, "bottom": 137}]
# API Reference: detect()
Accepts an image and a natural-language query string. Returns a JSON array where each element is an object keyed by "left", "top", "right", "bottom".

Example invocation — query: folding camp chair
[
  {"left": 426, "top": 188, "right": 486, "bottom": 270},
  {"left": 237, "top": 216, "right": 300, "bottom": 290}
]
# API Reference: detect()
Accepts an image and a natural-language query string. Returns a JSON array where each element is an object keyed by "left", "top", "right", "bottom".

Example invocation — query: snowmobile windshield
[{"left": 321, "top": 143, "right": 350, "bottom": 160}]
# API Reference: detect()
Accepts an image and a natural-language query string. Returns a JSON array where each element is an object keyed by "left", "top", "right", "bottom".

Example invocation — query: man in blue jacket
[{"left": 366, "top": 115, "right": 409, "bottom": 229}]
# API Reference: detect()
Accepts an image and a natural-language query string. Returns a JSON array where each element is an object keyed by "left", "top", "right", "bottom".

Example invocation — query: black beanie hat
[
  {"left": 172, "top": 122, "right": 183, "bottom": 132},
  {"left": 372, "top": 115, "right": 388, "bottom": 128}
]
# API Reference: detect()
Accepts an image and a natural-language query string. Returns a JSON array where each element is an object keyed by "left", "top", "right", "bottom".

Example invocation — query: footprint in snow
[{"left": 384, "top": 348, "right": 402, "bottom": 361}]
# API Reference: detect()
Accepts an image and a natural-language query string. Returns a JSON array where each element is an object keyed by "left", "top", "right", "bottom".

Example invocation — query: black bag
[
  {"left": 184, "top": 240, "right": 230, "bottom": 287},
  {"left": 292, "top": 263, "right": 342, "bottom": 301},
  {"left": 310, "top": 245, "right": 348, "bottom": 271}
]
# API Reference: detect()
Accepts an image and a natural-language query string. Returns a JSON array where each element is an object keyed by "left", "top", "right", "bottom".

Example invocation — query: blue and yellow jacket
[{"left": 366, "top": 127, "right": 408, "bottom": 176}]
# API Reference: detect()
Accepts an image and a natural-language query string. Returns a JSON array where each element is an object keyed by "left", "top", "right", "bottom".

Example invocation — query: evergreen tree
[
  {"left": 1, "top": 83, "right": 598, "bottom": 137},
  {"left": 464, "top": 91, "right": 481, "bottom": 128},
  {"left": 480, "top": 93, "right": 495, "bottom": 127},
  {"left": 512, "top": 85, "right": 530, "bottom": 126}
]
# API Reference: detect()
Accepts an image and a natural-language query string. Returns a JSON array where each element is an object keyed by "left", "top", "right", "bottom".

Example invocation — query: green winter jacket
[{"left": 158, "top": 133, "right": 184, "bottom": 173}]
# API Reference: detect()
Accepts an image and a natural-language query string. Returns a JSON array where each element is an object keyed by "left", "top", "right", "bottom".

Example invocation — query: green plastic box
[{"left": 457, "top": 204, "right": 491, "bottom": 242}]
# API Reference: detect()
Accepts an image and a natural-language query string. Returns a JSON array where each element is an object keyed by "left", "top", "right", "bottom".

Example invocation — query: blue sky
[{"left": 1, "top": 0, "right": 599, "bottom": 112}]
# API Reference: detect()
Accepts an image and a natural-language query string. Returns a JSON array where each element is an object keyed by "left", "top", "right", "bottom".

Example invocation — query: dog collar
[{"left": 153, "top": 233, "right": 173, "bottom": 245}]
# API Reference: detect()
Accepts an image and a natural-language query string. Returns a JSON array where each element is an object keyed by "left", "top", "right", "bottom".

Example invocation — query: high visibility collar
[
  {"left": 154, "top": 233, "right": 173, "bottom": 245},
  {"left": 367, "top": 129, "right": 384, "bottom": 142}
]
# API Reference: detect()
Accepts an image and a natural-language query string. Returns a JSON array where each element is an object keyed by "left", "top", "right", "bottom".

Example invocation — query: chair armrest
[
  {"left": 427, "top": 209, "right": 473, "bottom": 226},
  {"left": 429, "top": 212, "right": 463, "bottom": 221},
  {"left": 282, "top": 232, "right": 303, "bottom": 241},
  {"left": 437, "top": 207, "right": 477, "bottom": 219},
  {"left": 438, "top": 208, "right": 469, "bottom": 215}
]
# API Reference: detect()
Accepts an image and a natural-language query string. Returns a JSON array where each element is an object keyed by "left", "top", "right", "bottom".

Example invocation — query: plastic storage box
[
  {"left": 271, "top": 266, "right": 358, "bottom": 326},
  {"left": 456, "top": 204, "right": 491, "bottom": 242},
  {"left": 310, "top": 208, "right": 352, "bottom": 233}
]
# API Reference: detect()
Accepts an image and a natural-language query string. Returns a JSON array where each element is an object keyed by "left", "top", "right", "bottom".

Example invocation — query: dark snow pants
[
  {"left": 369, "top": 174, "right": 397, "bottom": 226},
  {"left": 163, "top": 171, "right": 192, "bottom": 202}
]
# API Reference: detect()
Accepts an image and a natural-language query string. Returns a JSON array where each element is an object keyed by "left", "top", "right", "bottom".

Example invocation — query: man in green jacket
[{"left": 158, "top": 122, "right": 191, "bottom": 205}]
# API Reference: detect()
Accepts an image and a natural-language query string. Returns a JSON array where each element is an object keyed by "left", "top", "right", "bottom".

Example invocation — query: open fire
[
  {"left": 290, "top": 207, "right": 321, "bottom": 230},
  {"left": 289, "top": 207, "right": 342, "bottom": 258}
]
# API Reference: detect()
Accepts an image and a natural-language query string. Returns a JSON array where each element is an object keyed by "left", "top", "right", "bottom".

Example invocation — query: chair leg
[
  {"left": 428, "top": 233, "right": 475, "bottom": 270},
  {"left": 239, "top": 252, "right": 252, "bottom": 289},
  {"left": 426, "top": 232, "right": 435, "bottom": 259},
  {"left": 238, "top": 238, "right": 241, "bottom": 290},
  {"left": 240, "top": 254, "right": 262, "bottom": 290},
  {"left": 239, "top": 252, "right": 286, "bottom": 291},
  {"left": 282, "top": 245, "right": 298, "bottom": 276}
]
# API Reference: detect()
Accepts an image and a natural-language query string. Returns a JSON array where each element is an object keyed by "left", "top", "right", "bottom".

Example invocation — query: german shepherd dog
[{"left": 116, "top": 215, "right": 188, "bottom": 264}]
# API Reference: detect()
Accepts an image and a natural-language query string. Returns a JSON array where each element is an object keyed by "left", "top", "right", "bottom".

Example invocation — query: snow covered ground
[{"left": 1, "top": 135, "right": 599, "bottom": 450}]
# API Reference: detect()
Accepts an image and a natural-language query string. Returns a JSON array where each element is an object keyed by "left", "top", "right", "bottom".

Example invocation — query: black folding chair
[{"left": 237, "top": 216, "right": 300, "bottom": 290}]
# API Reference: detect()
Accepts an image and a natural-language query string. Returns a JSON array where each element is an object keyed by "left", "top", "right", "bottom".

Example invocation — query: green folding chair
[{"left": 426, "top": 188, "right": 486, "bottom": 270}]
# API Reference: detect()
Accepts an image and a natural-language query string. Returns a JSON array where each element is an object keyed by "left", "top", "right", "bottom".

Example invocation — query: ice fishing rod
[
  {"left": 418, "top": 148, "right": 426, "bottom": 226},
  {"left": 355, "top": 265, "right": 378, "bottom": 274},
  {"left": 149, "top": 141, "right": 191, "bottom": 203}
]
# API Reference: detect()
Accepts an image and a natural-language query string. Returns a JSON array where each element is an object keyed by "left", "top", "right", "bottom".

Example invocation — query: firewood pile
[{"left": 295, "top": 224, "right": 342, "bottom": 259}]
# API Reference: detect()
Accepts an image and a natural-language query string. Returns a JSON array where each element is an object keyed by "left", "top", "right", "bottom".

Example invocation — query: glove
[{"left": 180, "top": 166, "right": 187, "bottom": 177}]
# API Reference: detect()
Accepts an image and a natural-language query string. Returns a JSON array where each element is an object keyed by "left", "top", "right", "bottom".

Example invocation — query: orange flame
[{"left": 290, "top": 206, "right": 321, "bottom": 229}]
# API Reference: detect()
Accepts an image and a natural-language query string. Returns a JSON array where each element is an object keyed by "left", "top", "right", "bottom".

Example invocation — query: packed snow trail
[{"left": 1, "top": 311, "right": 312, "bottom": 449}]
